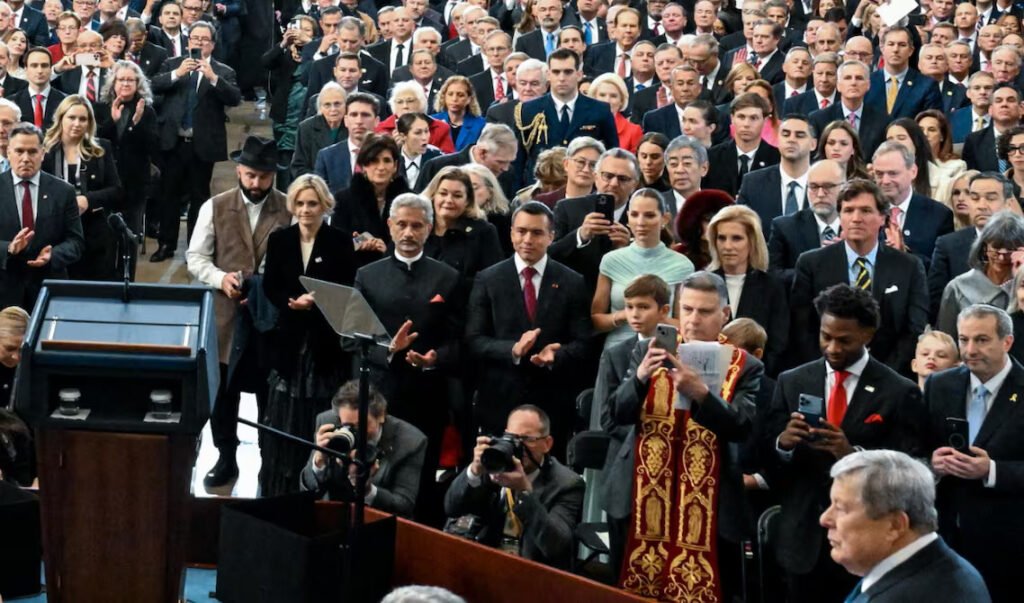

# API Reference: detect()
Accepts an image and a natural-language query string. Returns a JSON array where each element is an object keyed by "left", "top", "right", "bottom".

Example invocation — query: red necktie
[
  {"left": 617, "top": 54, "right": 629, "bottom": 78},
  {"left": 652, "top": 21, "right": 661, "bottom": 36},
  {"left": 820, "top": 98, "right": 829, "bottom": 108},
  {"left": 521, "top": 266, "right": 537, "bottom": 322},
  {"left": 828, "top": 369, "right": 850, "bottom": 427},
  {"left": 21, "top": 181, "right": 33, "bottom": 230},
  {"left": 494, "top": 74, "right": 505, "bottom": 101},
  {"left": 790, "top": 89, "right": 799, "bottom": 97},
  {"left": 33, "top": 94, "right": 43, "bottom": 128},
  {"left": 86, "top": 68, "right": 96, "bottom": 102}
]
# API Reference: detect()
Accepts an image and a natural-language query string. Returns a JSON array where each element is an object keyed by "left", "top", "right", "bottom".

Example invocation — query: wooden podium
[{"left": 16, "top": 282, "right": 219, "bottom": 603}]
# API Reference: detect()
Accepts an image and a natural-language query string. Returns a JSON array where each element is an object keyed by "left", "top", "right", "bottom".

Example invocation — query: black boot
[{"left": 203, "top": 452, "right": 239, "bottom": 488}]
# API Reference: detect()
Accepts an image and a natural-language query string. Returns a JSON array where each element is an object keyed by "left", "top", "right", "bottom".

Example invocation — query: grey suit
[
  {"left": 291, "top": 114, "right": 343, "bottom": 179},
  {"left": 849, "top": 538, "right": 990, "bottom": 603},
  {"left": 0, "top": 171, "right": 84, "bottom": 309},
  {"left": 443, "top": 455, "right": 585, "bottom": 570},
  {"left": 300, "top": 410, "right": 427, "bottom": 518}
]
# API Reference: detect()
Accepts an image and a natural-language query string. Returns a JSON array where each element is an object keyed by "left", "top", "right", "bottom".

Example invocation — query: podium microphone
[{"left": 107, "top": 212, "right": 143, "bottom": 243}]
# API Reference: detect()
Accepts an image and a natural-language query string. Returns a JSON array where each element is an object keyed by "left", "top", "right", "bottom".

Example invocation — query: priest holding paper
[{"left": 604, "top": 271, "right": 763, "bottom": 602}]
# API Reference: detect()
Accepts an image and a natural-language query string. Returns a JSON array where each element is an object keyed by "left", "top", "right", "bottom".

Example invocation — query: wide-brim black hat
[{"left": 230, "top": 136, "right": 279, "bottom": 172}]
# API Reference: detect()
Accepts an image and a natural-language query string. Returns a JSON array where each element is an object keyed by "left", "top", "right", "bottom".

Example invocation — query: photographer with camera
[
  {"left": 442, "top": 405, "right": 584, "bottom": 570},
  {"left": 300, "top": 380, "right": 427, "bottom": 518}
]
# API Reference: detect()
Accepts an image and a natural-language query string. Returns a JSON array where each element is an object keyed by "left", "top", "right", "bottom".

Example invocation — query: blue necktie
[
  {"left": 785, "top": 181, "right": 800, "bottom": 215},
  {"left": 546, "top": 33, "right": 556, "bottom": 56},
  {"left": 583, "top": 21, "right": 593, "bottom": 44},
  {"left": 844, "top": 579, "right": 863, "bottom": 603},
  {"left": 636, "top": 83, "right": 646, "bottom": 91},
  {"left": 999, "top": 156, "right": 1010, "bottom": 173},
  {"left": 968, "top": 384, "right": 988, "bottom": 444},
  {"left": 182, "top": 71, "right": 197, "bottom": 131}
]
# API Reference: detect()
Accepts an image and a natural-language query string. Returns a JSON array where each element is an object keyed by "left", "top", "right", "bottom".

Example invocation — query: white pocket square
[{"left": 884, "top": 285, "right": 898, "bottom": 294}]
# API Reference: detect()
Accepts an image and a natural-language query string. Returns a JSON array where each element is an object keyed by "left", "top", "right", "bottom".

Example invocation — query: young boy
[{"left": 911, "top": 327, "right": 960, "bottom": 391}]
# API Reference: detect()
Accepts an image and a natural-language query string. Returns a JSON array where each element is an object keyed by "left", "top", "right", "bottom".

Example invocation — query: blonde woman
[
  {"left": 464, "top": 163, "right": 513, "bottom": 255},
  {"left": 1, "top": 306, "right": 32, "bottom": 486}
]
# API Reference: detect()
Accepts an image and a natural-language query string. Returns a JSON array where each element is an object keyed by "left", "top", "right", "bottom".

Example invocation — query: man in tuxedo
[
  {"left": 314, "top": 92, "right": 379, "bottom": 192},
  {"left": 768, "top": 284, "right": 926, "bottom": 603},
  {"left": 663, "top": 134, "right": 709, "bottom": 222},
  {"left": 582, "top": 7, "right": 641, "bottom": 78},
  {"left": 514, "top": 48, "right": 618, "bottom": 186},
  {"left": 702, "top": 92, "right": 781, "bottom": 197},
  {"left": 444, "top": 405, "right": 585, "bottom": 569},
  {"left": 11, "top": 48, "right": 65, "bottom": 134},
  {"left": 416, "top": 123, "right": 518, "bottom": 199},
  {"left": 768, "top": 159, "right": 844, "bottom": 289},
  {"left": 0, "top": 44, "right": 28, "bottom": 99},
  {"left": 783, "top": 52, "right": 838, "bottom": 122},
  {"left": 604, "top": 271, "right": 763, "bottom": 597},
  {"left": 929, "top": 172, "right": 1012, "bottom": 318},
  {"left": 865, "top": 27, "right": 943, "bottom": 120},
  {"left": 918, "top": 43, "right": 968, "bottom": 114},
  {"left": 9, "top": 0, "right": 49, "bottom": 47},
  {"left": 809, "top": 59, "right": 884, "bottom": 159},
  {"left": 150, "top": 21, "right": 241, "bottom": 262},
  {"left": 872, "top": 142, "right": 954, "bottom": 270},
  {"left": 465, "top": 202, "right": 591, "bottom": 448},
  {"left": 924, "top": 304, "right": 1024, "bottom": 602},
  {"left": 355, "top": 193, "right": 461, "bottom": 520},
  {"left": 185, "top": 136, "right": 290, "bottom": 487},
  {"left": 301, "top": 381, "right": 427, "bottom": 518},
  {"left": 629, "top": 43, "right": 682, "bottom": 124},
  {"left": 822, "top": 450, "right": 992, "bottom": 603},
  {"left": 0, "top": 123, "right": 83, "bottom": 310},
  {"left": 964, "top": 84, "right": 1020, "bottom": 172},
  {"left": 790, "top": 179, "right": 929, "bottom": 376},
  {"left": 738, "top": 114, "right": 816, "bottom": 240},
  {"left": 951, "top": 71, "right": 995, "bottom": 145},
  {"left": 549, "top": 148, "right": 638, "bottom": 292},
  {"left": 640, "top": 64, "right": 701, "bottom": 140}
]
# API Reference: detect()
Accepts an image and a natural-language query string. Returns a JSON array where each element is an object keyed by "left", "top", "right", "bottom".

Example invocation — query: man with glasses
[
  {"left": 53, "top": 30, "right": 110, "bottom": 97},
  {"left": 178, "top": 0, "right": 210, "bottom": 34},
  {"left": 768, "top": 159, "right": 845, "bottom": 289},
  {"left": 964, "top": 83, "right": 1021, "bottom": 172},
  {"left": 149, "top": 20, "right": 241, "bottom": 262},
  {"left": 952, "top": 71, "right": 994, "bottom": 145},
  {"left": 468, "top": 30, "right": 512, "bottom": 109},
  {"left": 535, "top": 136, "right": 604, "bottom": 207},
  {"left": 455, "top": 16, "right": 498, "bottom": 76},
  {"left": 125, "top": 17, "right": 167, "bottom": 78},
  {"left": 841, "top": 36, "right": 873, "bottom": 70},
  {"left": 549, "top": 147, "right": 637, "bottom": 292},
  {"left": 71, "top": 0, "right": 98, "bottom": 30},
  {"left": 441, "top": 5, "right": 484, "bottom": 69},
  {"left": 443, "top": 404, "right": 585, "bottom": 568},
  {"left": 148, "top": 1, "right": 187, "bottom": 57}
]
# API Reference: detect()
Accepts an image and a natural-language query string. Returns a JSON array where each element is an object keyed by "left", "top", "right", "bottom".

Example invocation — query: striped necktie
[{"left": 854, "top": 257, "right": 871, "bottom": 290}]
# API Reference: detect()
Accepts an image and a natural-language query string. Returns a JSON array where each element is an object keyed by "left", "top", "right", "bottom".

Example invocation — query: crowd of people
[{"left": 3, "top": 0, "right": 1024, "bottom": 601}]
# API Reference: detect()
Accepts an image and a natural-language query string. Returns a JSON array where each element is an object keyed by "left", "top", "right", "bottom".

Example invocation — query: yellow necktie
[{"left": 886, "top": 76, "right": 899, "bottom": 114}]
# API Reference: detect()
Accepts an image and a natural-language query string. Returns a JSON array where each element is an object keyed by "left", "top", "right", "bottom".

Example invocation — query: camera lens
[{"left": 481, "top": 437, "right": 517, "bottom": 473}]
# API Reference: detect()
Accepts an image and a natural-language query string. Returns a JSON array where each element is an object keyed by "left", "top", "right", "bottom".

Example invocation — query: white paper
[
  {"left": 876, "top": 0, "right": 917, "bottom": 27},
  {"left": 678, "top": 341, "right": 735, "bottom": 393}
]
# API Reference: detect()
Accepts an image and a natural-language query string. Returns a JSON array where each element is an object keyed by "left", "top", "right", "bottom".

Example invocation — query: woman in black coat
[
  {"left": 421, "top": 166, "right": 503, "bottom": 295},
  {"left": 260, "top": 173, "right": 357, "bottom": 497},
  {"left": 707, "top": 205, "right": 790, "bottom": 376},
  {"left": 94, "top": 60, "right": 159, "bottom": 278},
  {"left": 331, "top": 134, "right": 411, "bottom": 267},
  {"left": 42, "top": 95, "right": 122, "bottom": 282}
]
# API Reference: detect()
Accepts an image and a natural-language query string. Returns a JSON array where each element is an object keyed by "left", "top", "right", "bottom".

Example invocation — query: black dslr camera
[
  {"left": 480, "top": 434, "right": 525, "bottom": 473},
  {"left": 325, "top": 423, "right": 378, "bottom": 464}
]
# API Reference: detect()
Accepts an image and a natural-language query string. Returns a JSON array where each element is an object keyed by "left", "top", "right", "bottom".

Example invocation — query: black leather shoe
[
  {"left": 203, "top": 454, "right": 239, "bottom": 489},
  {"left": 149, "top": 245, "right": 174, "bottom": 262}
]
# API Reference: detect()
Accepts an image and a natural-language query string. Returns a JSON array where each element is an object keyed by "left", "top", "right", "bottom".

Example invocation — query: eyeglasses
[
  {"left": 571, "top": 157, "right": 597, "bottom": 171},
  {"left": 1007, "top": 145, "right": 1024, "bottom": 155},
  {"left": 987, "top": 247, "right": 1015, "bottom": 258},
  {"left": 114, "top": 77, "right": 138, "bottom": 83},
  {"left": 504, "top": 432, "right": 549, "bottom": 443},
  {"left": 190, "top": 36, "right": 212, "bottom": 43},
  {"left": 599, "top": 171, "right": 634, "bottom": 183},
  {"left": 808, "top": 182, "right": 841, "bottom": 193}
]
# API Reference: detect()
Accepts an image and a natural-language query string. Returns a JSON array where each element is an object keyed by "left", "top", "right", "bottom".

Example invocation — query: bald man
[{"left": 53, "top": 29, "right": 111, "bottom": 98}]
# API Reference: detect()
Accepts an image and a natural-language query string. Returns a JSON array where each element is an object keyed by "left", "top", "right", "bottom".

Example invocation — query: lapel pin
[
  {"left": 1012, "top": 393, "right": 1018, "bottom": 403},
  {"left": 864, "top": 385, "right": 875, "bottom": 393},
  {"left": 552, "top": 283, "right": 559, "bottom": 289},
  {"left": 314, "top": 256, "right": 322, "bottom": 263},
  {"left": 907, "top": 80, "right": 913, "bottom": 86},
  {"left": 904, "top": 229, "right": 910, "bottom": 236},
  {"left": 466, "top": 226, "right": 473, "bottom": 232}
]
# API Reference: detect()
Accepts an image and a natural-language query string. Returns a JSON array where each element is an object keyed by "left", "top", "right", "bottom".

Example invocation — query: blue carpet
[{"left": 7, "top": 567, "right": 220, "bottom": 602}]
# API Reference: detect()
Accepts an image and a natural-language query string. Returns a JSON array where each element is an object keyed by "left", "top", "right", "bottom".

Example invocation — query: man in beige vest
[{"left": 186, "top": 136, "right": 291, "bottom": 489}]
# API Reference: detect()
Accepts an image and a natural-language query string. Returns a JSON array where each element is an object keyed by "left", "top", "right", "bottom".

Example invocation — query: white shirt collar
[
  {"left": 553, "top": 93, "right": 579, "bottom": 116},
  {"left": 785, "top": 82, "right": 807, "bottom": 96},
  {"left": 896, "top": 188, "right": 914, "bottom": 215},
  {"left": 393, "top": 250, "right": 424, "bottom": 267},
  {"left": 861, "top": 533, "right": 939, "bottom": 593},
  {"left": 814, "top": 213, "right": 840, "bottom": 236},
  {"left": 781, "top": 168, "right": 809, "bottom": 210},
  {"left": 514, "top": 252, "right": 548, "bottom": 278},
  {"left": 827, "top": 348, "right": 870, "bottom": 379},
  {"left": 12, "top": 171, "right": 41, "bottom": 188}
]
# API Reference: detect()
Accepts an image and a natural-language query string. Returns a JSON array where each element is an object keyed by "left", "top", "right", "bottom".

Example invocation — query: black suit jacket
[
  {"left": 465, "top": 257, "right": 592, "bottom": 432},
  {"left": 54, "top": 65, "right": 109, "bottom": 96},
  {"left": 41, "top": 139, "right": 122, "bottom": 213},
  {"left": 513, "top": 28, "right": 549, "bottom": 62},
  {"left": 640, "top": 102, "right": 682, "bottom": 139},
  {"left": 765, "top": 356, "right": 926, "bottom": 574},
  {"left": 736, "top": 165, "right": 807, "bottom": 241},
  {"left": 808, "top": 101, "right": 886, "bottom": 159},
  {"left": 303, "top": 51, "right": 389, "bottom": 112},
  {"left": 0, "top": 74, "right": 27, "bottom": 98},
  {"left": 701, "top": 140, "right": 781, "bottom": 197},
  {"left": 93, "top": 99, "right": 159, "bottom": 202},
  {"left": 714, "top": 267, "right": 789, "bottom": 376},
  {"left": 11, "top": 87, "right": 66, "bottom": 131},
  {"left": 962, "top": 125, "right": 1000, "bottom": 172},
  {"left": 301, "top": 410, "right": 427, "bottom": 517},
  {"left": 147, "top": 26, "right": 187, "bottom": 56},
  {"left": 150, "top": 57, "right": 241, "bottom": 161},
  {"left": 290, "top": 114, "right": 344, "bottom": 179},
  {"left": 923, "top": 361, "right": 1024, "bottom": 601},
  {"left": 365, "top": 39, "right": 411, "bottom": 71},
  {"left": 469, "top": 68, "right": 509, "bottom": 114},
  {"left": 417, "top": 144, "right": 516, "bottom": 201},
  {"left": 424, "top": 216, "right": 504, "bottom": 296},
  {"left": 939, "top": 78, "right": 969, "bottom": 114},
  {"left": 724, "top": 47, "right": 784, "bottom": 84},
  {"left": 767, "top": 208, "right": 824, "bottom": 290},
  {"left": 791, "top": 243, "right": 929, "bottom": 376},
  {"left": 782, "top": 89, "right": 836, "bottom": 116},
  {"left": 604, "top": 338, "right": 762, "bottom": 543},
  {"left": 331, "top": 174, "right": 410, "bottom": 266},
  {"left": 455, "top": 53, "right": 484, "bottom": 77},
  {"left": 444, "top": 455, "right": 585, "bottom": 569},
  {"left": 549, "top": 193, "right": 628, "bottom": 292},
  {"left": 442, "top": 38, "right": 473, "bottom": 67},
  {"left": 136, "top": 42, "right": 168, "bottom": 79},
  {"left": 17, "top": 4, "right": 50, "bottom": 47},
  {"left": 888, "top": 193, "right": 954, "bottom": 271},
  {"left": 582, "top": 40, "right": 620, "bottom": 78},
  {"left": 627, "top": 83, "right": 664, "bottom": 124},
  {"left": 928, "top": 227, "right": 976, "bottom": 319},
  {"left": 485, "top": 98, "right": 519, "bottom": 125},
  {"left": 850, "top": 538, "right": 991, "bottom": 603},
  {"left": 0, "top": 170, "right": 84, "bottom": 309}
]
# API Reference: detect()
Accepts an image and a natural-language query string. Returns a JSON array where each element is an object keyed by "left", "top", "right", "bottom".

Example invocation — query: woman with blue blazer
[{"left": 430, "top": 75, "right": 486, "bottom": 152}]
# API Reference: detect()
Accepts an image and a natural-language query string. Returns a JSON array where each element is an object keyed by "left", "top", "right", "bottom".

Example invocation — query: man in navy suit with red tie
[{"left": 465, "top": 201, "right": 591, "bottom": 451}]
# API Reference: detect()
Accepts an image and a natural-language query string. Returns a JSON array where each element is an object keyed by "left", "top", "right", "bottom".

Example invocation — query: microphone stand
[{"left": 107, "top": 212, "right": 142, "bottom": 303}]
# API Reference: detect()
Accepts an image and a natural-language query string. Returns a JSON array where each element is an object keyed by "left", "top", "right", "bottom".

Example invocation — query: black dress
[
  {"left": 331, "top": 173, "right": 410, "bottom": 267},
  {"left": 424, "top": 216, "right": 504, "bottom": 297},
  {"left": 259, "top": 223, "right": 357, "bottom": 496}
]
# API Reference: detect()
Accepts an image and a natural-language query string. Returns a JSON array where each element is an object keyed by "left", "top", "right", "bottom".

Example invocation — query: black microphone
[{"left": 107, "top": 212, "right": 143, "bottom": 243}]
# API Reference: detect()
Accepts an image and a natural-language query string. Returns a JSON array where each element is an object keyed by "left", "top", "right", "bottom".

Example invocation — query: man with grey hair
[
  {"left": 535, "top": 136, "right": 605, "bottom": 206},
  {"left": 605, "top": 270, "right": 763, "bottom": 593},
  {"left": 549, "top": 147, "right": 638, "bottom": 291},
  {"left": 964, "top": 83, "right": 1020, "bottom": 172},
  {"left": 809, "top": 60, "right": 885, "bottom": 157},
  {"left": 663, "top": 134, "right": 708, "bottom": 219},
  {"left": 784, "top": 52, "right": 838, "bottom": 115},
  {"left": 0, "top": 97, "right": 21, "bottom": 172},
  {"left": 467, "top": 30, "right": 512, "bottom": 108},
  {"left": 354, "top": 192, "right": 460, "bottom": 520},
  {"left": 417, "top": 122, "right": 519, "bottom": 197},
  {"left": 917, "top": 42, "right": 968, "bottom": 113},
  {"left": 381, "top": 585, "right": 465, "bottom": 603},
  {"left": 821, "top": 450, "right": 991, "bottom": 602},
  {"left": 640, "top": 64, "right": 701, "bottom": 138},
  {"left": 484, "top": 54, "right": 545, "bottom": 125},
  {"left": 924, "top": 303, "right": 1023, "bottom": 602},
  {"left": 871, "top": 141, "right": 953, "bottom": 269}
]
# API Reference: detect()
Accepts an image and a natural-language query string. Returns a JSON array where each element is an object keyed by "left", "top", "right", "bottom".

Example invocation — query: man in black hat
[{"left": 186, "top": 135, "right": 291, "bottom": 489}]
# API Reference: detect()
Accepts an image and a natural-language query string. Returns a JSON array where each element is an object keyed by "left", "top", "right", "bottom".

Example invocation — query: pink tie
[
  {"left": 821, "top": 98, "right": 829, "bottom": 108},
  {"left": 494, "top": 74, "right": 505, "bottom": 101},
  {"left": 890, "top": 206, "right": 903, "bottom": 228},
  {"left": 521, "top": 266, "right": 537, "bottom": 322}
]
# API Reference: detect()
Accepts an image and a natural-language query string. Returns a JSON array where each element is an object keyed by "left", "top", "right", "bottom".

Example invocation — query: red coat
[
  {"left": 616, "top": 112, "right": 643, "bottom": 154},
  {"left": 375, "top": 114, "right": 455, "bottom": 154}
]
